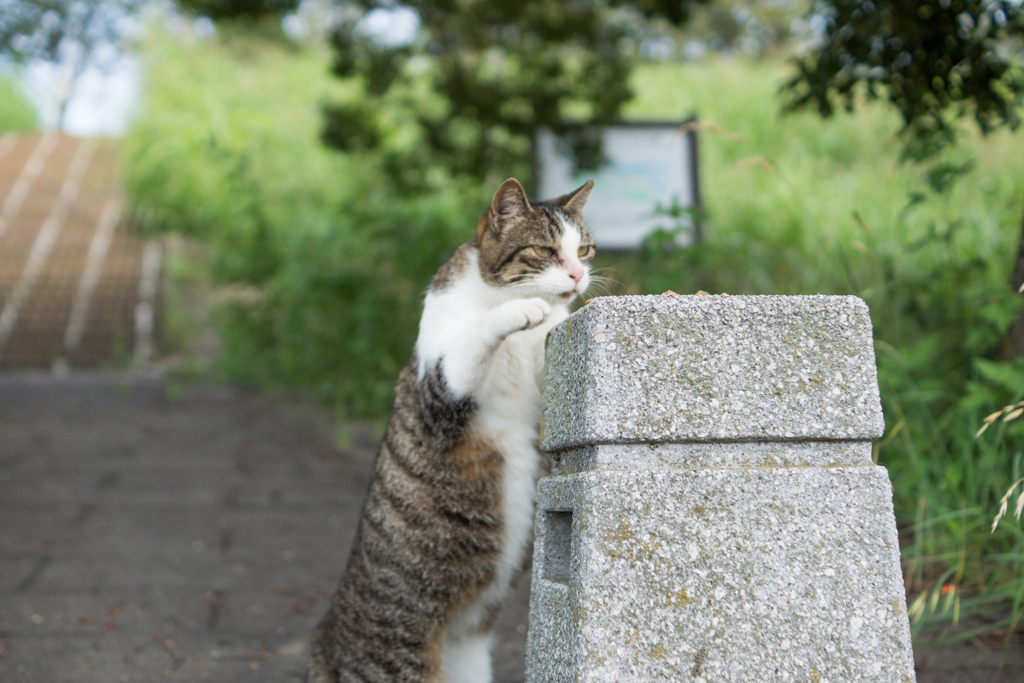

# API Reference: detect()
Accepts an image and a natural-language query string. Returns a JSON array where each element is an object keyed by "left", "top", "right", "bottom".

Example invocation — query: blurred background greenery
[
  {"left": 0, "top": 75, "right": 37, "bottom": 130},
  {"left": 3, "top": 0, "right": 1024, "bottom": 645}
]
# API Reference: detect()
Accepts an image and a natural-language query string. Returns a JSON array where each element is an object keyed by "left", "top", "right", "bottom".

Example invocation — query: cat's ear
[
  {"left": 552, "top": 179, "right": 595, "bottom": 213},
  {"left": 478, "top": 178, "right": 532, "bottom": 244},
  {"left": 490, "top": 178, "right": 531, "bottom": 220}
]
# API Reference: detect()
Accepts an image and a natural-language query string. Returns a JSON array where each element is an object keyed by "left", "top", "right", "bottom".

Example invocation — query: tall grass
[
  {"left": 124, "top": 33, "right": 1024, "bottom": 639},
  {"left": 0, "top": 75, "right": 37, "bottom": 131}
]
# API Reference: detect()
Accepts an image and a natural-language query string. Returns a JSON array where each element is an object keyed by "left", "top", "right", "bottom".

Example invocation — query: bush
[
  {"left": 124, "top": 31, "right": 487, "bottom": 415},
  {"left": 0, "top": 75, "right": 36, "bottom": 131}
]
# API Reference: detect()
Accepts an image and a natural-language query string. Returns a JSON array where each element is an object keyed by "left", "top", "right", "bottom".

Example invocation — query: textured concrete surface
[
  {"left": 528, "top": 295, "right": 914, "bottom": 683},
  {"left": 541, "top": 295, "right": 884, "bottom": 451},
  {"left": 550, "top": 441, "right": 872, "bottom": 475},
  {"left": 529, "top": 463, "right": 914, "bottom": 682}
]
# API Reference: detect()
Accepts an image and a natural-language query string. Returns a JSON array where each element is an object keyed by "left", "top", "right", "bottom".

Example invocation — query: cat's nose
[{"left": 569, "top": 270, "right": 583, "bottom": 284}]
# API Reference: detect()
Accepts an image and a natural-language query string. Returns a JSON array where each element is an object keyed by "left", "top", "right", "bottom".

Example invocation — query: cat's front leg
[{"left": 440, "top": 297, "right": 550, "bottom": 397}]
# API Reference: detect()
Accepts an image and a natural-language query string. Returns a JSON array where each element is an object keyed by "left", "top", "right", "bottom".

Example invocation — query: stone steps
[{"left": 0, "top": 132, "right": 156, "bottom": 369}]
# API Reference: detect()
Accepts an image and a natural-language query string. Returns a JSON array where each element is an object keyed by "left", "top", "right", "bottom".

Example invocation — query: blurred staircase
[{"left": 0, "top": 132, "right": 160, "bottom": 370}]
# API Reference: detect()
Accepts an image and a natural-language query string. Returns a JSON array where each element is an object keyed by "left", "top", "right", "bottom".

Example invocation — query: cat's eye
[
  {"left": 532, "top": 246, "right": 554, "bottom": 258},
  {"left": 577, "top": 245, "right": 593, "bottom": 258}
]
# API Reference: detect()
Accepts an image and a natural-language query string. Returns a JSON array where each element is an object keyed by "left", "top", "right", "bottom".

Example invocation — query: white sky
[{"left": 20, "top": 54, "right": 140, "bottom": 136}]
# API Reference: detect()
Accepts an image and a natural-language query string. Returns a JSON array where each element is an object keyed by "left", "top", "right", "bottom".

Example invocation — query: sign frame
[{"left": 534, "top": 117, "right": 702, "bottom": 250}]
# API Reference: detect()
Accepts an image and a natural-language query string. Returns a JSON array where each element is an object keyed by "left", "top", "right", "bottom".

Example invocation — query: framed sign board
[{"left": 535, "top": 120, "right": 701, "bottom": 250}]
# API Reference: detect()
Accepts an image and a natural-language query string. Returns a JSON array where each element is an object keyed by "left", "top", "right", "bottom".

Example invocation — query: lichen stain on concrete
[
  {"left": 691, "top": 645, "right": 708, "bottom": 677},
  {"left": 572, "top": 601, "right": 588, "bottom": 628},
  {"left": 649, "top": 643, "right": 669, "bottom": 660},
  {"left": 604, "top": 520, "right": 634, "bottom": 543},
  {"left": 666, "top": 588, "right": 694, "bottom": 607}
]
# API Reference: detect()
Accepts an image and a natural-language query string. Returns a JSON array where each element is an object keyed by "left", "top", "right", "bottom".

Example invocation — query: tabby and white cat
[{"left": 308, "top": 178, "right": 596, "bottom": 683}]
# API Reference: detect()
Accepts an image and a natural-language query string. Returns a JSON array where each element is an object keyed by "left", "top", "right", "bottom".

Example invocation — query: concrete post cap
[{"left": 541, "top": 294, "right": 884, "bottom": 452}]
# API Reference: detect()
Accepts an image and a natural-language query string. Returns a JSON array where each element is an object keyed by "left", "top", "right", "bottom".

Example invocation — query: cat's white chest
[
  {"left": 415, "top": 250, "right": 570, "bottom": 639},
  {"left": 473, "top": 312, "right": 565, "bottom": 610}
]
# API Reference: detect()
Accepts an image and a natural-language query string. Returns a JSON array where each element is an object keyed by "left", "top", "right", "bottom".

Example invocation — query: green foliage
[
  {"left": 0, "top": 75, "right": 36, "bottom": 131},
  {"left": 321, "top": 0, "right": 707, "bottom": 187},
  {"left": 783, "top": 0, "right": 1024, "bottom": 159},
  {"left": 1, "top": 0, "right": 138, "bottom": 64},
  {"left": 678, "top": 0, "right": 809, "bottom": 57},
  {"left": 124, "top": 31, "right": 487, "bottom": 415},
  {"left": 176, "top": 0, "right": 298, "bottom": 21}
]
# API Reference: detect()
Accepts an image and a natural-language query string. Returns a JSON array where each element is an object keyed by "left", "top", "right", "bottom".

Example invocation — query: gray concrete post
[{"left": 526, "top": 295, "right": 915, "bottom": 683}]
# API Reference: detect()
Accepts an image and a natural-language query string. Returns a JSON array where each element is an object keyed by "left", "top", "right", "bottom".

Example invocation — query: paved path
[
  {"left": 0, "top": 133, "right": 158, "bottom": 370},
  {"left": 0, "top": 373, "right": 529, "bottom": 682},
  {"left": 0, "top": 373, "right": 1020, "bottom": 682}
]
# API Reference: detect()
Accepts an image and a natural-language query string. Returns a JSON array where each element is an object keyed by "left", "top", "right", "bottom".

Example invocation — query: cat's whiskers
[
  {"left": 510, "top": 271, "right": 584, "bottom": 301},
  {"left": 501, "top": 263, "right": 615, "bottom": 301},
  {"left": 583, "top": 274, "right": 617, "bottom": 297},
  {"left": 506, "top": 280, "right": 552, "bottom": 300}
]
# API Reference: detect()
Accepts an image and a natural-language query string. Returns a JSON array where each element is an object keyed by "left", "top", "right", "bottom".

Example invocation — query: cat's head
[{"left": 475, "top": 178, "right": 596, "bottom": 303}]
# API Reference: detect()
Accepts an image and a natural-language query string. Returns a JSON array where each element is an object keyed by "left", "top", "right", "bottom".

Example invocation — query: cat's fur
[{"left": 308, "top": 178, "right": 596, "bottom": 683}]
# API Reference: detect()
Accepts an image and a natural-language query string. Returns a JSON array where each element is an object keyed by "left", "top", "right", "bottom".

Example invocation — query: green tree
[
  {"left": 783, "top": 0, "right": 1024, "bottom": 349},
  {"left": 175, "top": 0, "right": 297, "bottom": 21},
  {"left": 0, "top": 0, "right": 144, "bottom": 127},
  {"left": 322, "top": 0, "right": 708, "bottom": 190}
]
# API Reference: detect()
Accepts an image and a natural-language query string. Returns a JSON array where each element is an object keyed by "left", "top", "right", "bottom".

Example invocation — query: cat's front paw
[
  {"left": 516, "top": 297, "right": 552, "bottom": 330},
  {"left": 489, "top": 297, "right": 551, "bottom": 340}
]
